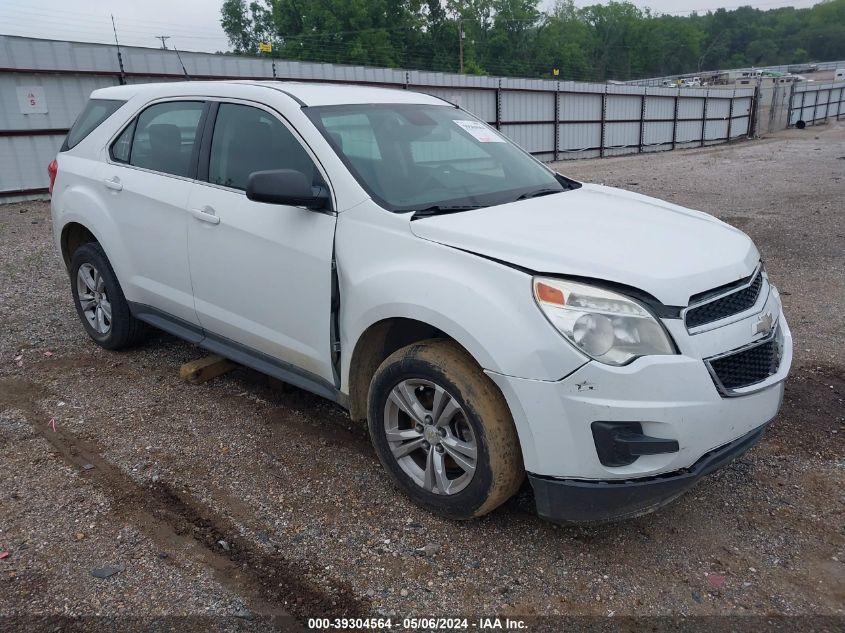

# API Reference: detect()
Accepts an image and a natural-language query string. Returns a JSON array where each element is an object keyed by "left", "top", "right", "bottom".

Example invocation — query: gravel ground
[{"left": 0, "top": 122, "right": 843, "bottom": 631}]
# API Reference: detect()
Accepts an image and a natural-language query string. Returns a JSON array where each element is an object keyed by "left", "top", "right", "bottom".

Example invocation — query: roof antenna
[
  {"left": 110, "top": 14, "right": 126, "bottom": 85},
  {"left": 172, "top": 42, "right": 191, "bottom": 80}
]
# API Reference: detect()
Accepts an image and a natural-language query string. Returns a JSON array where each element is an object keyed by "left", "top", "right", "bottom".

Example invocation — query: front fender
[{"left": 337, "top": 204, "right": 587, "bottom": 388}]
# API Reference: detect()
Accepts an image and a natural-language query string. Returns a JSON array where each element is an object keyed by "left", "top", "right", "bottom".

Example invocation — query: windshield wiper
[
  {"left": 515, "top": 188, "right": 563, "bottom": 201},
  {"left": 410, "top": 204, "right": 485, "bottom": 219}
]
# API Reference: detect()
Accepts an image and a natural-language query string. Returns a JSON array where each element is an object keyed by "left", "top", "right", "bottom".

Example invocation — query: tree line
[{"left": 219, "top": 0, "right": 845, "bottom": 81}]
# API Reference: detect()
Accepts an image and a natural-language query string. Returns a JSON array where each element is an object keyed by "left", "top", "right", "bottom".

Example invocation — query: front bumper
[
  {"left": 487, "top": 322, "right": 790, "bottom": 480},
  {"left": 529, "top": 422, "right": 767, "bottom": 524},
  {"left": 485, "top": 291, "right": 791, "bottom": 523}
]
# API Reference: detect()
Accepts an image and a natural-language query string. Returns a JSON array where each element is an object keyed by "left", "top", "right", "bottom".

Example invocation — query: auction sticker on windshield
[{"left": 454, "top": 119, "right": 505, "bottom": 142}]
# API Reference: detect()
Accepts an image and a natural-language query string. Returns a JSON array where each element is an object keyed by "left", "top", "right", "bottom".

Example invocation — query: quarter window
[
  {"left": 128, "top": 101, "right": 204, "bottom": 178},
  {"left": 208, "top": 104, "right": 318, "bottom": 191},
  {"left": 110, "top": 119, "right": 135, "bottom": 163}
]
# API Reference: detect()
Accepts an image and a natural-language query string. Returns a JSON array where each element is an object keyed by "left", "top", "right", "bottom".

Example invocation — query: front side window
[
  {"left": 128, "top": 101, "right": 204, "bottom": 178},
  {"left": 208, "top": 103, "right": 318, "bottom": 191},
  {"left": 307, "top": 103, "right": 570, "bottom": 212}
]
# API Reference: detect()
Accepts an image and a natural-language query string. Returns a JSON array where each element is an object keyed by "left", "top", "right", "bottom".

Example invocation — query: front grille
[
  {"left": 686, "top": 270, "right": 764, "bottom": 329},
  {"left": 708, "top": 338, "right": 780, "bottom": 391}
]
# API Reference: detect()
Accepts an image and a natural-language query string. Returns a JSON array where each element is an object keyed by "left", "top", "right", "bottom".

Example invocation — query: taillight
[{"left": 47, "top": 159, "right": 58, "bottom": 193}]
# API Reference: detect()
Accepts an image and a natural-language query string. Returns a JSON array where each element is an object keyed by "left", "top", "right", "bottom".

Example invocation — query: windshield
[{"left": 306, "top": 103, "right": 575, "bottom": 213}]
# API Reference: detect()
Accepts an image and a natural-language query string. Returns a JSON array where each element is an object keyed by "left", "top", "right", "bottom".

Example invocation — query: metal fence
[
  {"left": 1, "top": 35, "right": 756, "bottom": 202},
  {"left": 788, "top": 81, "right": 845, "bottom": 127},
  {"left": 755, "top": 82, "right": 793, "bottom": 135},
  {"left": 627, "top": 60, "right": 845, "bottom": 87}
]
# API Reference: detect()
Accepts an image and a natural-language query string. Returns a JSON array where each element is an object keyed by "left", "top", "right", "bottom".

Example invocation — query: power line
[
  {"left": 656, "top": 0, "right": 816, "bottom": 16},
  {"left": 0, "top": 17, "right": 221, "bottom": 43},
  {"left": 0, "top": 0, "right": 821, "bottom": 43},
  {"left": 0, "top": 4, "right": 548, "bottom": 44},
  {"left": 0, "top": 15, "right": 678, "bottom": 82},
  {"left": 0, "top": 25, "right": 641, "bottom": 82},
  {"left": 0, "top": 2, "right": 230, "bottom": 35},
  {"left": 0, "top": 6, "right": 635, "bottom": 81},
  {"left": 0, "top": 0, "right": 828, "bottom": 81}
]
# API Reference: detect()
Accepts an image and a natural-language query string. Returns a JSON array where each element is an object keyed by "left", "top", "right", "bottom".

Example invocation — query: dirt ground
[{"left": 0, "top": 122, "right": 843, "bottom": 632}]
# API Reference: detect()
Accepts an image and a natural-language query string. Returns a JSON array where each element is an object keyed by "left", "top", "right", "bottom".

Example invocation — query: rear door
[
  {"left": 104, "top": 99, "right": 206, "bottom": 325},
  {"left": 185, "top": 101, "right": 338, "bottom": 384}
]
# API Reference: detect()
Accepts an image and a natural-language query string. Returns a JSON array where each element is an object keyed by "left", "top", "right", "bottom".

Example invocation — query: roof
[{"left": 90, "top": 80, "right": 448, "bottom": 107}]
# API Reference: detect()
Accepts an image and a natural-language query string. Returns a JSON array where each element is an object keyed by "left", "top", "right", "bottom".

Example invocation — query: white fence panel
[
  {"left": 789, "top": 81, "right": 845, "bottom": 126},
  {"left": 501, "top": 124, "right": 554, "bottom": 154},
  {"left": 558, "top": 123, "right": 601, "bottom": 155},
  {"left": 605, "top": 95, "right": 641, "bottom": 121},
  {"left": 501, "top": 91, "right": 553, "bottom": 122},
  {"left": 0, "top": 34, "right": 760, "bottom": 198},
  {"left": 645, "top": 96, "right": 675, "bottom": 120},
  {"left": 604, "top": 121, "right": 639, "bottom": 147},
  {"left": 642, "top": 121, "right": 673, "bottom": 146},
  {"left": 677, "top": 98, "right": 705, "bottom": 119},
  {"left": 559, "top": 93, "right": 602, "bottom": 121}
]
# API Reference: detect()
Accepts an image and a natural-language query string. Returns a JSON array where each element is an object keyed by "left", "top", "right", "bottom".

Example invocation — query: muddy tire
[
  {"left": 367, "top": 339, "right": 524, "bottom": 520},
  {"left": 70, "top": 242, "right": 145, "bottom": 350}
]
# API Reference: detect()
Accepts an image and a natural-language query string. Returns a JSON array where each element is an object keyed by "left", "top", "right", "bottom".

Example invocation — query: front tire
[
  {"left": 69, "top": 242, "right": 145, "bottom": 350},
  {"left": 367, "top": 339, "right": 524, "bottom": 520}
]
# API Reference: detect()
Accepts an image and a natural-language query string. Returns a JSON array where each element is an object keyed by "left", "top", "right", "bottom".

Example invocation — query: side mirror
[{"left": 246, "top": 169, "right": 329, "bottom": 210}]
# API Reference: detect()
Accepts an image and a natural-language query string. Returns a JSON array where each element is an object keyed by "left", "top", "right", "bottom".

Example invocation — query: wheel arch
[
  {"left": 60, "top": 221, "right": 100, "bottom": 269},
  {"left": 53, "top": 182, "right": 128, "bottom": 275},
  {"left": 346, "top": 316, "right": 485, "bottom": 422}
]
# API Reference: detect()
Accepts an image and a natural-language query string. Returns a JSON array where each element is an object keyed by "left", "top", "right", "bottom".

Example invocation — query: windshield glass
[{"left": 306, "top": 103, "right": 570, "bottom": 212}]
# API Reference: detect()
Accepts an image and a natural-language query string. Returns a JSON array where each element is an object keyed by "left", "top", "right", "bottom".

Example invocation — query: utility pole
[
  {"left": 458, "top": 21, "right": 464, "bottom": 74},
  {"left": 155, "top": 35, "right": 170, "bottom": 50}
]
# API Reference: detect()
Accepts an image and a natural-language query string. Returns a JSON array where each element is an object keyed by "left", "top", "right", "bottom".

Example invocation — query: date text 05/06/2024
[{"left": 307, "top": 617, "right": 528, "bottom": 630}]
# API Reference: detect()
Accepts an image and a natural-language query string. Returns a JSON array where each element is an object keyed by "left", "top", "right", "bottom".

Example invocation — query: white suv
[{"left": 49, "top": 81, "right": 792, "bottom": 524}]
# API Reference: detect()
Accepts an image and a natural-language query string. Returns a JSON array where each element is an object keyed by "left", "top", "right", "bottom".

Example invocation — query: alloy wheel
[
  {"left": 76, "top": 263, "right": 112, "bottom": 335},
  {"left": 383, "top": 378, "right": 478, "bottom": 495}
]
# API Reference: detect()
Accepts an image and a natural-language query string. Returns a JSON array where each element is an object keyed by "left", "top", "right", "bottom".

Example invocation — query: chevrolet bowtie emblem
[{"left": 754, "top": 312, "right": 775, "bottom": 336}]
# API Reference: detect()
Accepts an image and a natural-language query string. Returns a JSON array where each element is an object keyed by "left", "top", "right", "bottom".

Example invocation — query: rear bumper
[{"left": 528, "top": 422, "right": 767, "bottom": 525}]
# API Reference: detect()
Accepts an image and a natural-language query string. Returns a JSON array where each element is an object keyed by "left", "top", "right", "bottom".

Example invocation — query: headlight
[{"left": 533, "top": 277, "right": 675, "bottom": 366}]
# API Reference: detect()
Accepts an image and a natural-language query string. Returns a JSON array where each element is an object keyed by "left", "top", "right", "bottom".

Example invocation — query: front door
[{"left": 186, "top": 102, "right": 338, "bottom": 384}]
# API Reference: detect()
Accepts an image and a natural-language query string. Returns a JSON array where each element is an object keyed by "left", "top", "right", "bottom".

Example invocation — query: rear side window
[
  {"left": 127, "top": 101, "right": 205, "bottom": 178},
  {"left": 62, "top": 99, "right": 125, "bottom": 151}
]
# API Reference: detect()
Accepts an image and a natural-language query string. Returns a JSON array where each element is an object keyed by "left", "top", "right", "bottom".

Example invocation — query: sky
[{"left": 0, "top": 0, "right": 823, "bottom": 54}]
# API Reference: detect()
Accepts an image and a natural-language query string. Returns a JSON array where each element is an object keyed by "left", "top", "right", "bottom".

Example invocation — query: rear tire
[
  {"left": 69, "top": 242, "right": 145, "bottom": 350},
  {"left": 367, "top": 339, "right": 524, "bottom": 520}
]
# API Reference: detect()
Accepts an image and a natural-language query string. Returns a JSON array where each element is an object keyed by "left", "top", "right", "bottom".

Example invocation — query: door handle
[
  {"left": 189, "top": 206, "right": 220, "bottom": 225},
  {"left": 103, "top": 176, "right": 123, "bottom": 191}
]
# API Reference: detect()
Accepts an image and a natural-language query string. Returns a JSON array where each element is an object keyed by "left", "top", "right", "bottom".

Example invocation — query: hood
[{"left": 409, "top": 183, "right": 759, "bottom": 307}]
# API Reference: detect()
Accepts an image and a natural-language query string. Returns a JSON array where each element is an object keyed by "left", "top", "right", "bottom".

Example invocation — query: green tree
[
  {"left": 534, "top": 1, "right": 594, "bottom": 80},
  {"left": 792, "top": 47, "right": 810, "bottom": 63},
  {"left": 218, "top": 0, "right": 845, "bottom": 80},
  {"left": 220, "top": 0, "right": 259, "bottom": 54}
]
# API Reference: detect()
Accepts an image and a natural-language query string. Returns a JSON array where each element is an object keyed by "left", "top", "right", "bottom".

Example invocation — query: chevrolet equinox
[{"left": 49, "top": 81, "right": 792, "bottom": 524}]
